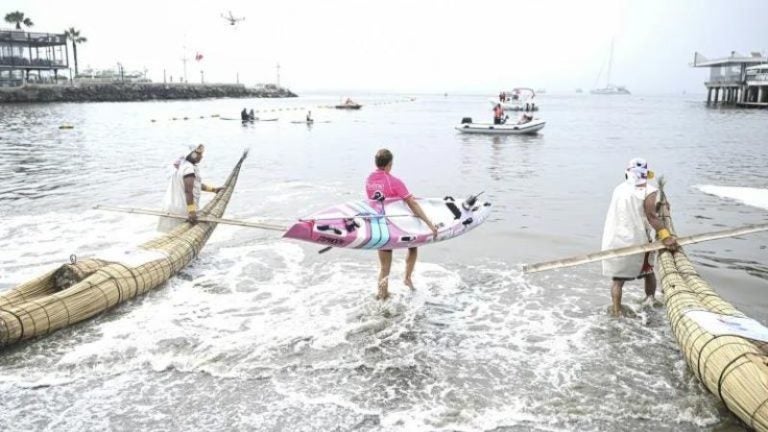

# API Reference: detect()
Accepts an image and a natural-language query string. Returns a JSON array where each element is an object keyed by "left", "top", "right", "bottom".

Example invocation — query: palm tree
[
  {"left": 64, "top": 27, "right": 87, "bottom": 77},
  {"left": 4, "top": 11, "right": 33, "bottom": 30}
]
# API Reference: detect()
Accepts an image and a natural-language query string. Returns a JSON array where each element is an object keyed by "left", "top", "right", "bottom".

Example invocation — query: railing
[
  {"left": 0, "top": 56, "right": 67, "bottom": 68},
  {"left": 0, "top": 30, "right": 67, "bottom": 45},
  {"left": 747, "top": 73, "right": 768, "bottom": 83},
  {"left": 705, "top": 76, "right": 743, "bottom": 85}
]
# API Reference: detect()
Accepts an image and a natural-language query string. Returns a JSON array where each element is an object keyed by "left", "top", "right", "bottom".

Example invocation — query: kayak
[
  {"left": 455, "top": 119, "right": 546, "bottom": 135},
  {"left": 283, "top": 195, "right": 491, "bottom": 250}
]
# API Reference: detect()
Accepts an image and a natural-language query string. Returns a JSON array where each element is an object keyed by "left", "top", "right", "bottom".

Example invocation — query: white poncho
[
  {"left": 157, "top": 159, "right": 202, "bottom": 233},
  {"left": 601, "top": 180, "right": 658, "bottom": 278}
]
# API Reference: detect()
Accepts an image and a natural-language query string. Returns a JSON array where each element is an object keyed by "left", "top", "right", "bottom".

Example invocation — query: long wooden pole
[
  {"left": 94, "top": 205, "right": 287, "bottom": 232},
  {"left": 522, "top": 223, "right": 768, "bottom": 273}
]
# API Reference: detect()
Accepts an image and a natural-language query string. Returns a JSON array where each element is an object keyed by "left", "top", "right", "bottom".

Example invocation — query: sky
[{"left": 3, "top": 0, "right": 767, "bottom": 94}]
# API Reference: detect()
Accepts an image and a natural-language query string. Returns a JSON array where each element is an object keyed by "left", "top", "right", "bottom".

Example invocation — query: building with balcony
[
  {"left": 691, "top": 51, "right": 768, "bottom": 107},
  {"left": 0, "top": 28, "right": 68, "bottom": 87},
  {"left": 743, "top": 63, "right": 768, "bottom": 107}
]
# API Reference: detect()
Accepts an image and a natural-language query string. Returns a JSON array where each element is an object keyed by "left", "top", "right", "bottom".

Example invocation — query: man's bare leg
[
  {"left": 404, "top": 247, "right": 418, "bottom": 289},
  {"left": 611, "top": 279, "right": 625, "bottom": 317},
  {"left": 642, "top": 273, "right": 657, "bottom": 306},
  {"left": 377, "top": 250, "right": 393, "bottom": 300}
]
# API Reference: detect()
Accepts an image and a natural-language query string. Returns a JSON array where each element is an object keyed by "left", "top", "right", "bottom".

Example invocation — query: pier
[
  {"left": 0, "top": 82, "right": 297, "bottom": 103},
  {"left": 692, "top": 51, "right": 768, "bottom": 108}
]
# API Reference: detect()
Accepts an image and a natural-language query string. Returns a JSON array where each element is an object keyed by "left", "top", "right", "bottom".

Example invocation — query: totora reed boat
[
  {"left": 657, "top": 184, "right": 768, "bottom": 431},
  {"left": 0, "top": 151, "right": 248, "bottom": 348}
]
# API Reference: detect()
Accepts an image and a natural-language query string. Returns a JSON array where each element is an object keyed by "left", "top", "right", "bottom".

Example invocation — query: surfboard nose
[{"left": 283, "top": 221, "right": 312, "bottom": 240}]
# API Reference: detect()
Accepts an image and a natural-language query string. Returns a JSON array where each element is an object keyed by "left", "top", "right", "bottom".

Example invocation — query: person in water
[
  {"left": 248, "top": 109, "right": 256, "bottom": 120},
  {"left": 365, "top": 149, "right": 438, "bottom": 300},
  {"left": 601, "top": 158, "right": 678, "bottom": 317},
  {"left": 493, "top": 103, "right": 504, "bottom": 125},
  {"left": 240, "top": 108, "right": 249, "bottom": 121},
  {"left": 157, "top": 144, "right": 223, "bottom": 232},
  {"left": 306, "top": 110, "right": 313, "bottom": 122}
]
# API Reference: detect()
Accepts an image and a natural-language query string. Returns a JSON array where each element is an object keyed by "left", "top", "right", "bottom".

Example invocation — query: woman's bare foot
[{"left": 404, "top": 278, "right": 415, "bottom": 290}]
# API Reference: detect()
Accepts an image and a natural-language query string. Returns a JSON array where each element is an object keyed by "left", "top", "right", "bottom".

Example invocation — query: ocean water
[{"left": 0, "top": 93, "right": 766, "bottom": 431}]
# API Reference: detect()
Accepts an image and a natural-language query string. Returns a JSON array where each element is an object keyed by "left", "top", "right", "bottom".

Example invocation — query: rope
[
  {"left": 716, "top": 352, "right": 752, "bottom": 414},
  {"left": 0, "top": 308, "right": 24, "bottom": 345}
]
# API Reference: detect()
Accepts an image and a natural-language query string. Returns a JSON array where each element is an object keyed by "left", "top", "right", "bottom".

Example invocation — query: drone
[{"left": 221, "top": 11, "right": 245, "bottom": 26}]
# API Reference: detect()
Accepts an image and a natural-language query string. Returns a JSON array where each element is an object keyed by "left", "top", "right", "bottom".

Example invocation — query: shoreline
[{"left": 0, "top": 82, "right": 298, "bottom": 103}]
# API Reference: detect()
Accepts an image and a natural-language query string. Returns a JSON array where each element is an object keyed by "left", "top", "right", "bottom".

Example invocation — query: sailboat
[{"left": 591, "top": 39, "right": 630, "bottom": 95}]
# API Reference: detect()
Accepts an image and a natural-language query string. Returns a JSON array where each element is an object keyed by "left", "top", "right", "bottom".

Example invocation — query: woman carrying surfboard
[{"left": 365, "top": 149, "right": 438, "bottom": 300}]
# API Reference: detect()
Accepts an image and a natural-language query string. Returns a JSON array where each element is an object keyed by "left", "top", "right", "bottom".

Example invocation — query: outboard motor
[{"left": 461, "top": 117, "right": 472, "bottom": 124}]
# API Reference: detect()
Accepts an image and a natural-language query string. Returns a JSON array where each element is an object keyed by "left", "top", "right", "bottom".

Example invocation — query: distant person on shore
[
  {"left": 248, "top": 109, "right": 256, "bottom": 120},
  {"left": 365, "top": 149, "right": 438, "bottom": 300},
  {"left": 601, "top": 158, "right": 678, "bottom": 317},
  {"left": 306, "top": 111, "right": 312, "bottom": 122},
  {"left": 240, "top": 108, "right": 249, "bottom": 121},
  {"left": 493, "top": 103, "right": 504, "bottom": 124},
  {"left": 157, "top": 144, "right": 223, "bottom": 232},
  {"left": 499, "top": 91, "right": 505, "bottom": 102}
]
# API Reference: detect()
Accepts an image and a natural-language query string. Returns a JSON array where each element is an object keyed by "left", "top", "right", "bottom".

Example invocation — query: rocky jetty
[{"left": 0, "top": 83, "right": 297, "bottom": 103}]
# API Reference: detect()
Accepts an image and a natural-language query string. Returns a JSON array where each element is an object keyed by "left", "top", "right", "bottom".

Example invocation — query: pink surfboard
[{"left": 283, "top": 195, "right": 491, "bottom": 250}]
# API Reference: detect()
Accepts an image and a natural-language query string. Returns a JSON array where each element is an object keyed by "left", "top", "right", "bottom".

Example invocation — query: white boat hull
[
  {"left": 489, "top": 99, "right": 539, "bottom": 111},
  {"left": 590, "top": 86, "right": 631, "bottom": 95},
  {"left": 455, "top": 119, "right": 546, "bottom": 135}
]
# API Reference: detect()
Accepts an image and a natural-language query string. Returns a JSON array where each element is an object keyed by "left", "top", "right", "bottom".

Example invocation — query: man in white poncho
[
  {"left": 157, "top": 144, "right": 223, "bottom": 232},
  {"left": 601, "top": 158, "right": 678, "bottom": 317}
]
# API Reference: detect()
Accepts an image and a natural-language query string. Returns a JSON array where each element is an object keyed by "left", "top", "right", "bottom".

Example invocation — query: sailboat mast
[{"left": 606, "top": 38, "right": 614, "bottom": 86}]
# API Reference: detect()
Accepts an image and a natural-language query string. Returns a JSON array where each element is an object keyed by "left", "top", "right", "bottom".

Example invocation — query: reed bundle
[{"left": 657, "top": 179, "right": 768, "bottom": 431}]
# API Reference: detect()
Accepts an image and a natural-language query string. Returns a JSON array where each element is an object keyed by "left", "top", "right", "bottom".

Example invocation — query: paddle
[
  {"left": 522, "top": 222, "right": 768, "bottom": 273},
  {"left": 93, "top": 205, "right": 287, "bottom": 232}
]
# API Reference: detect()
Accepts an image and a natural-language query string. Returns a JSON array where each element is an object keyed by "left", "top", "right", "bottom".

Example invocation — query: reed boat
[
  {"left": 657, "top": 187, "right": 768, "bottom": 431},
  {"left": 0, "top": 152, "right": 248, "bottom": 348}
]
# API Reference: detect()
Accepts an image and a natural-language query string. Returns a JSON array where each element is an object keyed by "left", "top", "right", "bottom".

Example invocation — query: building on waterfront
[
  {"left": 0, "top": 28, "right": 69, "bottom": 87},
  {"left": 691, "top": 51, "right": 768, "bottom": 107}
]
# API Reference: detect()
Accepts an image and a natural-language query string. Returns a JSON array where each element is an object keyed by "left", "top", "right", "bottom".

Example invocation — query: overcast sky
[{"left": 4, "top": 0, "right": 767, "bottom": 94}]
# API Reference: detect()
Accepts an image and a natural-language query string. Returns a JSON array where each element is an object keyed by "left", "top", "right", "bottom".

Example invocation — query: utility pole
[
  {"left": 200, "top": 70, "right": 204, "bottom": 84},
  {"left": 276, "top": 63, "right": 280, "bottom": 88},
  {"left": 181, "top": 45, "right": 189, "bottom": 83}
]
